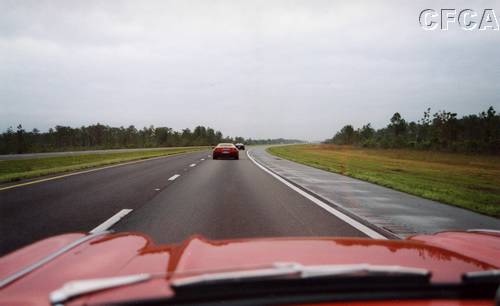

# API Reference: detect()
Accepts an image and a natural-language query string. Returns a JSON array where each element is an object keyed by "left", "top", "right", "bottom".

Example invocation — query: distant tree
[
  {"left": 234, "top": 136, "right": 245, "bottom": 144},
  {"left": 332, "top": 125, "right": 356, "bottom": 145},
  {"left": 215, "top": 131, "right": 223, "bottom": 143},
  {"left": 359, "top": 123, "right": 374, "bottom": 140},
  {"left": 16, "top": 124, "right": 27, "bottom": 153},
  {"left": 389, "top": 113, "right": 407, "bottom": 137},
  {"left": 432, "top": 110, "right": 458, "bottom": 149},
  {"left": 323, "top": 106, "right": 499, "bottom": 154}
]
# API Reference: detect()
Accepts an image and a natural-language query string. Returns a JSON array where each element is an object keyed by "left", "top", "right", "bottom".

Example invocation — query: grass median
[
  {"left": 268, "top": 144, "right": 500, "bottom": 217},
  {"left": 0, "top": 147, "right": 207, "bottom": 184}
]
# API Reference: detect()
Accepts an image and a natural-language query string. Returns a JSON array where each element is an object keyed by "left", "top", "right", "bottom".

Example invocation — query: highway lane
[
  {"left": 0, "top": 151, "right": 209, "bottom": 255},
  {"left": 0, "top": 148, "right": 367, "bottom": 256},
  {"left": 114, "top": 150, "right": 366, "bottom": 243}
]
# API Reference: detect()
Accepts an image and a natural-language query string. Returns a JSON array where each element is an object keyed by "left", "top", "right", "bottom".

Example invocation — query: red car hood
[{"left": 0, "top": 231, "right": 499, "bottom": 305}]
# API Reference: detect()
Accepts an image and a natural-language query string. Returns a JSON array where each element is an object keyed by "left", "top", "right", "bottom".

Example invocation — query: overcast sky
[{"left": 1, "top": 0, "right": 499, "bottom": 140}]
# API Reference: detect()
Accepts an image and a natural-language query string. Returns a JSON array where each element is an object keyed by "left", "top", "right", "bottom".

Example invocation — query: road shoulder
[{"left": 252, "top": 146, "right": 500, "bottom": 238}]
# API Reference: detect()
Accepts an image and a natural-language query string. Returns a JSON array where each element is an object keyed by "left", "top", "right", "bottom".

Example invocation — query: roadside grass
[
  {"left": 268, "top": 144, "right": 500, "bottom": 217},
  {"left": 0, "top": 147, "right": 207, "bottom": 184}
]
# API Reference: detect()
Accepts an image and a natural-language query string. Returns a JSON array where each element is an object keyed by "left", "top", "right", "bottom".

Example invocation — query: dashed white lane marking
[
  {"left": 246, "top": 150, "right": 387, "bottom": 240},
  {"left": 0, "top": 152, "right": 191, "bottom": 192},
  {"left": 168, "top": 174, "right": 180, "bottom": 181},
  {"left": 154, "top": 188, "right": 160, "bottom": 191},
  {"left": 89, "top": 209, "right": 133, "bottom": 234},
  {"left": 201, "top": 158, "right": 205, "bottom": 161},
  {"left": 190, "top": 163, "right": 196, "bottom": 167}
]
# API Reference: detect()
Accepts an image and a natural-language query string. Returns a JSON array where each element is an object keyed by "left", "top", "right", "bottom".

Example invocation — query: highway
[{"left": 0, "top": 148, "right": 369, "bottom": 256}]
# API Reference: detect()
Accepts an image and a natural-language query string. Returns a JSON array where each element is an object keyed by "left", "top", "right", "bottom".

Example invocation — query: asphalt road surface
[{"left": 0, "top": 149, "right": 368, "bottom": 256}]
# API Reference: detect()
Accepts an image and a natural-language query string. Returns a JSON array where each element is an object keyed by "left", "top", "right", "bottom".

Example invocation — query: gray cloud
[{"left": 1, "top": 0, "right": 499, "bottom": 140}]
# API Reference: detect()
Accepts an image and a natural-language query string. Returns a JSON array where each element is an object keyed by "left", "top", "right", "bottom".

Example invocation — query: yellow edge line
[{"left": 0, "top": 151, "right": 200, "bottom": 191}]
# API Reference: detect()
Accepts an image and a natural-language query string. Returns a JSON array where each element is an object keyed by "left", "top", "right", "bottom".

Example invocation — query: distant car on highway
[
  {"left": 1, "top": 230, "right": 499, "bottom": 305},
  {"left": 235, "top": 143, "right": 245, "bottom": 150},
  {"left": 213, "top": 143, "right": 239, "bottom": 160}
]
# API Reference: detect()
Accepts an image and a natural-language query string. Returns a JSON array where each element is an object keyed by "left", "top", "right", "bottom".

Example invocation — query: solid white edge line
[
  {"left": 168, "top": 174, "right": 180, "bottom": 181},
  {"left": 89, "top": 209, "right": 133, "bottom": 234},
  {"left": 246, "top": 150, "right": 387, "bottom": 240}
]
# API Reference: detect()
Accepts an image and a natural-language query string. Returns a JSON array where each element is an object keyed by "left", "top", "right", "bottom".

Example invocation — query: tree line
[
  {"left": 0, "top": 124, "right": 302, "bottom": 154},
  {"left": 325, "top": 106, "right": 500, "bottom": 154}
]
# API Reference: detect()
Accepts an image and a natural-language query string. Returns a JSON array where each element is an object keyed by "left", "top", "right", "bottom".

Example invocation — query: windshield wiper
[
  {"left": 50, "top": 273, "right": 152, "bottom": 305},
  {"left": 462, "top": 269, "right": 500, "bottom": 284},
  {"left": 49, "top": 263, "right": 430, "bottom": 305},
  {"left": 462, "top": 270, "right": 500, "bottom": 306},
  {"left": 171, "top": 262, "right": 431, "bottom": 287}
]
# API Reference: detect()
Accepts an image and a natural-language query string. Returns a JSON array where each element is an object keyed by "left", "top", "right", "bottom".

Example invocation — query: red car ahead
[
  {"left": 212, "top": 143, "right": 239, "bottom": 160},
  {"left": 1, "top": 230, "right": 499, "bottom": 306}
]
